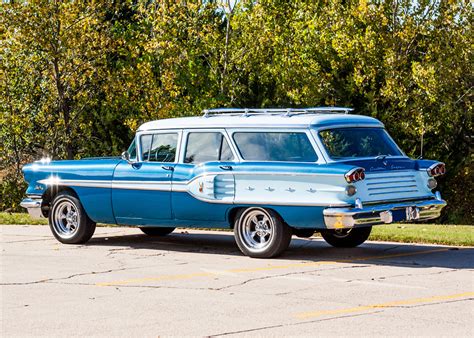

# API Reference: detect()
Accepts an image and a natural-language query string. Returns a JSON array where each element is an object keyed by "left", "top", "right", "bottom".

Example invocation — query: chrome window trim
[
  {"left": 227, "top": 128, "right": 323, "bottom": 164},
  {"left": 136, "top": 129, "right": 183, "bottom": 164},
  {"left": 178, "top": 128, "right": 239, "bottom": 164}
]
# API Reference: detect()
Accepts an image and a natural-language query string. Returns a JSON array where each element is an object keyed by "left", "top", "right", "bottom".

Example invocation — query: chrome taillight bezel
[
  {"left": 345, "top": 167, "right": 365, "bottom": 183},
  {"left": 427, "top": 162, "right": 446, "bottom": 177}
]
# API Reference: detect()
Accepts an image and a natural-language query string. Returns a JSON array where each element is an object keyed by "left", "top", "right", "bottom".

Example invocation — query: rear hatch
[{"left": 340, "top": 158, "right": 433, "bottom": 203}]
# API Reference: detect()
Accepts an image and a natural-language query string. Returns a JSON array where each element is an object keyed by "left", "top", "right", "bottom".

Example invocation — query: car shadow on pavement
[{"left": 86, "top": 229, "right": 474, "bottom": 270}]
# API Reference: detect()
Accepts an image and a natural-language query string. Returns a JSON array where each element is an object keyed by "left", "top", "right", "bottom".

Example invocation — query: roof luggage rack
[{"left": 202, "top": 107, "right": 353, "bottom": 117}]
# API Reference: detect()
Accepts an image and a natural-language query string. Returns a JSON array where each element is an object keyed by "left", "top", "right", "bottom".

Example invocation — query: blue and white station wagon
[{"left": 21, "top": 107, "right": 447, "bottom": 258}]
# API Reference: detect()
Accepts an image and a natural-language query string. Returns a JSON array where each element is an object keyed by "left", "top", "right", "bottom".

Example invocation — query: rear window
[
  {"left": 233, "top": 132, "right": 317, "bottom": 162},
  {"left": 319, "top": 127, "right": 402, "bottom": 159}
]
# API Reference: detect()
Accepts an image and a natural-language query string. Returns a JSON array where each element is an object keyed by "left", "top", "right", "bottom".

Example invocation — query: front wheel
[
  {"left": 49, "top": 191, "right": 96, "bottom": 244},
  {"left": 234, "top": 208, "right": 292, "bottom": 258},
  {"left": 320, "top": 226, "right": 372, "bottom": 248}
]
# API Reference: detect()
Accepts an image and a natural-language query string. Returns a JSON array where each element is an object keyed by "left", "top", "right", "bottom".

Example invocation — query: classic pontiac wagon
[{"left": 21, "top": 107, "right": 447, "bottom": 257}]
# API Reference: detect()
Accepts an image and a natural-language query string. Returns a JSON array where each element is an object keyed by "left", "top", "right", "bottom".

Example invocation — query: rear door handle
[
  {"left": 219, "top": 165, "right": 233, "bottom": 171},
  {"left": 162, "top": 165, "right": 174, "bottom": 171}
]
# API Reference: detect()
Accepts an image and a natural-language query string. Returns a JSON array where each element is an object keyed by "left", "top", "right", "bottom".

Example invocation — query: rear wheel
[
  {"left": 139, "top": 227, "right": 175, "bottom": 236},
  {"left": 234, "top": 207, "right": 291, "bottom": 258},
  {"left": 320, "top": 226, "right": 372, "bottom": 248},
  {"left": 49, "top": 191, "right": 96, "bottom": 244}
]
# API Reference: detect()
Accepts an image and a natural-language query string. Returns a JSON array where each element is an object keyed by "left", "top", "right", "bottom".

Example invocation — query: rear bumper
[
  {"left": 20, "top": 198, "right": 44, "bottom": 219},
  {"left": 323, "top": 196, "right": 447, "bottom": 229}
]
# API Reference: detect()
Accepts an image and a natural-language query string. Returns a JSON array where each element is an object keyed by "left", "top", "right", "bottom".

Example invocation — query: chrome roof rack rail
[{"left": 202, "top": 107, "right": 353, "bottom": 117}]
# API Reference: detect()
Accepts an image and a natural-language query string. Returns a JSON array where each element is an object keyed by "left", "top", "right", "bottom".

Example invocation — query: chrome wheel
[
  {"left": 239, "top": 209, "right": 274, "bottom": 251},
  {"left": 234, "top": 207, "right": 292, "bottom": 258},
  {"left": 52, "top": 200, "right": 79, "bottom": 239}
]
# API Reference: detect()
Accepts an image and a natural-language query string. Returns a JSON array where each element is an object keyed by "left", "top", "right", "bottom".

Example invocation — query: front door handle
[
  {"left": 219, "top": 165, "right": 233, "bottom": 171},
  {"left": 162, "top": 165, "right": 174, "bottom": 171}
]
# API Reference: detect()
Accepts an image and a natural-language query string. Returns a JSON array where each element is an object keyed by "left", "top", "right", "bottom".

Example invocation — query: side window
[
  {"left": 233, "top": 132, "right": 318, "bottom": 162},
  {"left": 140, "top": 133, "right": 178, "bottom": 162},
  {"left": 184, "top": 132, "right": 234, "bottom": 164}
]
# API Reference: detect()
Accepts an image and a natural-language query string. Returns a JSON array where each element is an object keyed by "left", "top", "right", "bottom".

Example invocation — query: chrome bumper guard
[
  {"left": 323, "top": 197, "right": 447, "bottom": 229},
  {"left": 20, "top": 198, "right": 44, "bottom": 219}
]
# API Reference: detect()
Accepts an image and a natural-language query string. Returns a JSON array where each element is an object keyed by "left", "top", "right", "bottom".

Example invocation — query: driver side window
[{"left": 140, "top": 133, "right": 178, "bottom": 162}]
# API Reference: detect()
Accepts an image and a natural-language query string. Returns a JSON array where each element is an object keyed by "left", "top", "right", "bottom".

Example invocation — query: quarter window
[
  {"left": 127, "top": 139, "right": 137, "bottom": 161},
  {"left": 233, "top": 132, "right": 317, "bottom": 162},
  {"left": 140, "top": 133, "right": 178, "bottom": 162},
  {"left": 184, "top": 132, "right": 234, "bottom": 164}
]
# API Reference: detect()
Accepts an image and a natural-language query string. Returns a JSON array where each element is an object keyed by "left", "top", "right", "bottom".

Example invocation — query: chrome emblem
[
  {"left": 198, "top": 182, "right": 204, "bottom": 193},
  {"left": 382, "top": 160, "right": 388, "bottom": 166}
]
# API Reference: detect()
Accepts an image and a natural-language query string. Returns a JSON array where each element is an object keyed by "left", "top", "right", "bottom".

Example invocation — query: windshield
[{"left": 318, "top": 127, "right": 403, "bottom": 160}]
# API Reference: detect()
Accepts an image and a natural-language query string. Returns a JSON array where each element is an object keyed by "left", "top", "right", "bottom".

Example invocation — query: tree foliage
[{"left": 0, "top": 0, "right": 472, "bottom": 223}]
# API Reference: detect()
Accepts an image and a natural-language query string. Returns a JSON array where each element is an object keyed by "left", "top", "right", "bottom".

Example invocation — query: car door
[
  {"left": 112, "top": 131, "right": 180, "bottom": 225},
  {"left": 172, "top": 129, "right": 238, "bottom": 222}
]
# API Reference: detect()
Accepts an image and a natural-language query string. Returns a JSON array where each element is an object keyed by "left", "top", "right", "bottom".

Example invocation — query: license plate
[{"left": 406, "top": 206, "right": 420, "bottom": 221}]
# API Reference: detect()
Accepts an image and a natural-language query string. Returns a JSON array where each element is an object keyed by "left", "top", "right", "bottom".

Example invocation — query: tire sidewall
[
  {"left": 234, "top": 207, "right": 290, "bottom": 258},
  {"left": 49, "top": 192, "right": 92, "bottom": 244},
  {"left": 321, "top": 226, "right": 372, "bottom": 248}
]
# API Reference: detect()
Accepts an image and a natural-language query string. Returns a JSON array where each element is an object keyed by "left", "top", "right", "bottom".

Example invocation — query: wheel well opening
[
  {"left": 228, "top": 207, "right": 243, "bottom": 228},
  {"left": 42, "top": 186, "right": 79, "bottom": 217},
  {"left": 228, "top": 207, "right": 287, "bottom": 229}
]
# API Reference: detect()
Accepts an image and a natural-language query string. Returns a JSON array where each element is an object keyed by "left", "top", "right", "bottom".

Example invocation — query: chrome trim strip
[
  {"left": 182, "top": 190, "right": 349, "bottom": 207},
  {"left": 369, "top": 189, "right": 419, "bottom": 196},
  {"left": 363, "top": 196, "right": 434, "bottom": 205},
  {"left": 367, "top": 185, "right": 417, "bottom": 191},
  {"left": 38, "top": 178, "right": 112, "bottom": 188},
  {"left": 366, "top": 180, "right": 416, "bottom": 185},
  {"left": 184, "top": 171, "right": 342, "bottom": 187},
  {"left": 38, "top": 171, "right": 342, "bottom": 190},
  {"left": 112, "top": 181, "right": 172, "bottom": 191},
  {"left": 365, "top": 174, "right": 415, "bottom": 180}
]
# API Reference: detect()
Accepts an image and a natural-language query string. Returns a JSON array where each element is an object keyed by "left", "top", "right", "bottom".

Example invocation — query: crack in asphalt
[
  {"left": 4, "top": 238, "right": 57, "bottom": 244},
  {"left": 211, "top": 311, "right": 381, "bottom": 336},
  {"left": 211, "top": 298, "right": 474, "bottom": 336},
  {"left": 344, "top": 268, "right": 464, "bottom": 283},
  {"left": 0, "top": 267, "right": 132, "bottom": 286},
  {"left": 211, "top": 264, "right": 370, "bottom": 291}
]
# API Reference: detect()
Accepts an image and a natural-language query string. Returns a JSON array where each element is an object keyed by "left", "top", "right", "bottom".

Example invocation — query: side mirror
[{"left": 121, "top": 151, "right": 132, "bottom": 164}]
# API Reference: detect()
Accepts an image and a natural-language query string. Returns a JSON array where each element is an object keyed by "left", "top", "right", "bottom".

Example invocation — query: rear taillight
[
  {"left": 345, "top": 167, "right": 365, "bottom": 183},
  {"left": 427, "top": 163, "right": 446, "bottom": 177}
]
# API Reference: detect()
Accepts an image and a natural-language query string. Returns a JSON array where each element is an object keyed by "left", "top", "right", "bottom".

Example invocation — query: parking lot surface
[{"left": 1, "top": 225, "right": 473, "bottom": 337}]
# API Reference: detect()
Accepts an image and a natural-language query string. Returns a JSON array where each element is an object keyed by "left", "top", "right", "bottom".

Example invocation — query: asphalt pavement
[{"left": 1, "top": 225, "right": 473, "bottom": 337}]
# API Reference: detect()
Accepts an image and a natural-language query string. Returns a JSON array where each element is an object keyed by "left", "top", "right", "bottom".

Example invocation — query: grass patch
[
  {"left": 0, "top": 212, "right": 472, "bottom": 246},
  {"left": 369, "top": 223, "right": 473, "bottom": 247},
  {"left": 0, "top": 212, "right": 48, "bottom": 225}
]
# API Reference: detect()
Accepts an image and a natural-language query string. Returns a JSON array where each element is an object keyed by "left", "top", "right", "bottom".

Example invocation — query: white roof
[{"left": 138, "top": 113, "right": 383, "bottom": 131}]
